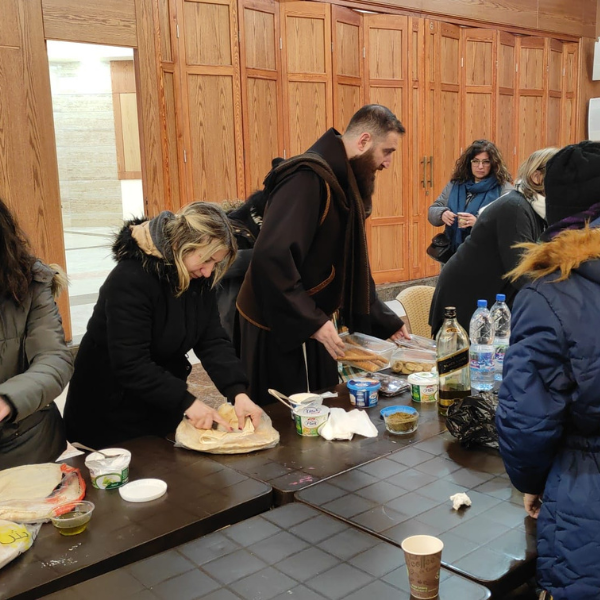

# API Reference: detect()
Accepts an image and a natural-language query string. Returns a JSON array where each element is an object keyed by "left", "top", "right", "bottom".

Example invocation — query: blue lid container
[
  {"left": 347, "top": 378, "right": 381, "bottom": 408},
  {"left": 380, "top": 405, "right": 419, "bottom": 435}
]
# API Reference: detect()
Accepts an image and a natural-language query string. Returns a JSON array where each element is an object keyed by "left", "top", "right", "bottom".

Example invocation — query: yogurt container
[
  {"left": 288, "top": 393, "right": 323, "bottom": 420},
  {"left": 293, "top": 405, "right": 330, "bottom": 436},
  {"left": 347, "top": 378, "right": 381, "bottom": 408},
  {"left": 85, "top": 448, "right": 131, "bottom": 489},
  {"left": 407, "top": 372, "right": 439, "bottom": 403}
]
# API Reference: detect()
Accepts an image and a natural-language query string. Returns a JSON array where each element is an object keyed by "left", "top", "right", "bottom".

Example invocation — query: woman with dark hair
[
  {"left": 64, "top": 202, "right": 263, "bottom": 449},
  {"left": 497, "top": 141, "right": 600, "bottom": 600},
  {"left": 429, "top": 147, "right": 558, "bottom": 335},
  {"left": 428, "top": 139, "right": 513, "bottom": 257},
  {"left": 0, "top": 199, "right": 73, "bottom": 469}
]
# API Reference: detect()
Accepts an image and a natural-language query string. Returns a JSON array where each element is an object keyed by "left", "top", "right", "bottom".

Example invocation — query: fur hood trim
[
  {"left": 112, "top": 217, "right": 179, "bottom": 289},
  {"left": 31, "top": 261, "right": 68, "bottom": 299},
  {"left": 508, "top": 225, "right": 600, "bottom": 282}
]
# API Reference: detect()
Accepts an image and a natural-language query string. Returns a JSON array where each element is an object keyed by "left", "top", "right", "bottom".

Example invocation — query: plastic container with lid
[
  {"left": 85, "top": 448, "right": 131, "bottom": 490},
  {"left": 407, "top": 372, "right": 439, "bottom": 403},
  {"left": 380, "top": 405, "right": 419, "bottom": 435},
  {"left": 293, "top": 405, "right": 330, "bottom": 436},
  {"left": 339, "top": 332, "right": 396, "bottom": 372},
  {"left": 391, "top": 347, "right": 436, "bottom": 375},
  {"left": 394, "top": 333, "right": 436, "bottom": 353},
  {"left": 347, "top": 378, "right": 381, "bottom": 408}
]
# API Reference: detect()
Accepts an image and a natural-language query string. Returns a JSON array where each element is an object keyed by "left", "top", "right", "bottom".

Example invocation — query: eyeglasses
[{"left": 471, "top": 159, "right": 491, "bottom": 166}]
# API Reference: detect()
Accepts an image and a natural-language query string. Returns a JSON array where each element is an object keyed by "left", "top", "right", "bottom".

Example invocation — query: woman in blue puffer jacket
[{"left": 496, "top": 140, "right": 600, "bottom": 600}]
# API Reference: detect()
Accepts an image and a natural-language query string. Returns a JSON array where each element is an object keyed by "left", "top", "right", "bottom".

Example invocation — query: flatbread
[
  {"left": 0, "top": 464, "right": 86, "bottom": 523},
  {"left": 0, "top": 464, "right": 63, "bottom": 503},
  {"left": 175, "top": 403, "right": 279, "bottom": 454}
]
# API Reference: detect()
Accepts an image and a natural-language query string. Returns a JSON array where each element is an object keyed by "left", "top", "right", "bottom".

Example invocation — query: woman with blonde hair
[
  {"left": 429, "top": 146, "right": 559, "bottom": 335},
  {"left": 64, "top": 202, "right": 263, "bottom": 448}
]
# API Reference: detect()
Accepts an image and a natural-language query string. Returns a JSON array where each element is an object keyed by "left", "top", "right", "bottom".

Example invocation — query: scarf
[
  {"left": 445, "top": 177, "right": 503, "bottom": 252},
  {"left": 263, "top": 153, "right": 370, "bottom": 332},
  {"left": 130, "top": 211, "right": 175, "bottom": 261},
  {"left": 540, "top": 202, "right": 600, "bottom": 242},
  {"left": 530, "top": 193, "right": 546, "bottom": 221}
]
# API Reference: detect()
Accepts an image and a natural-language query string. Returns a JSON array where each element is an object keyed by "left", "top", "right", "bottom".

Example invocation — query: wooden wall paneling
[
  {"left": 162, "top": 67, "right": 183, "bottom": 211},
  {"left": 239, "top": 0, "right": 284, "bottom": 194},
  {"left": 364, "top": 13, "right": 409, "bottom": 284},
  {"left": 41, "top": 0, "right": 137, "bottom": 47},
  {"left": 538, "top": 0, "right": 596, "bottom": 39},
  {"left": 1, "top": 0, "right": 71, "bottom": 338},
  {"left": 332, "top": 6, "right": 363, "bottom": 132},
  {"left": 280, "top": 1, "right": 333, "bottom": 158},
  {"left": 177, "top": 0, "right": 245, "bottom": 203},
  {"left": 562, "top": 42, "right": 579, "bottom": 144},
  {"left": 461, "top": 28, "right": 496, "bottom": 149},
  {"left": 495, "top": 31, "right": 517, "bottom": 175},
  {"left": 515, "top": 36, "right": 547, "bottom": 166},
  {"left": 134, "top": 0, "right": 168, "bottom": 217},
  {"left": 577, "top": 37, "right": 600, "bottom": 141},
  {"left": 546, "top": 38, "right": 564, "bottom": 148}
]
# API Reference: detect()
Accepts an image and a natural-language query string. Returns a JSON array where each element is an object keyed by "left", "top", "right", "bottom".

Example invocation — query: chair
[{"left": 396, "top": 285, "right": 435, "bottom": 339}]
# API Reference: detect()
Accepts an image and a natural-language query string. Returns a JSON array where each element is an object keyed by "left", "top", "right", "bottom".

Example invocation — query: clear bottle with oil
[{"left": 436, "top": 307, "right": 471, "bottom": 416}]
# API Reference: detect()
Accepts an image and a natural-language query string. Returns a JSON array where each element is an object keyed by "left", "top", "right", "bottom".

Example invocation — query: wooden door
[
  {"left": 332, "top": 5, "right": 363, "bottom": 132},
  {"left": 364, "top": 14, "right": 410, "bottom": 284},
  {"left": 238, "top": 0, "right": 284, "bottom": 193},
  {"left": 176, "top": 0, "right": 245, "bottom": 202},
  {"left": 516, "top": 36, "right": 546, "bottom": 166},
  {"left": 546, "top": 39, "right": 564, "bottom": 148},
  {"left": 496, "top": 31, "right": 518, "bottom": 175},
  {"left": 462, "top": 28, "right": 496, "bottom": 148},
  {"left": 562, "top": 42, "right": 579, "bottom": 145},
  {"left": 280, "top": 1, "right": 333, "bottom": 158},
  {"left": 421, "top": 20, "right": 461, "bottom": 278}
]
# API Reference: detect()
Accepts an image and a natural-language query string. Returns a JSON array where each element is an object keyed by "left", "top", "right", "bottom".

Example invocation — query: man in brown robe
[{"left": 237, "top": 105, "right": 410, "bottom": 404}]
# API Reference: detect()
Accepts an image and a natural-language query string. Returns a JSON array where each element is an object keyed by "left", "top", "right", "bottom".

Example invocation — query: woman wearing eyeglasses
[
  {"left": 429, "top": 147, "right": 558, "bottom": 336},
  {"left": 428, "top": 139, "right": 513, "bottom": 258}
]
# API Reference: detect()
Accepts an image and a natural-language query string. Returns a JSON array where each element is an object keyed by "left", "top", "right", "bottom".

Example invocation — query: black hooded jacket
[{"left": 64, "top": 218, "right": 247, "bottom": 448}]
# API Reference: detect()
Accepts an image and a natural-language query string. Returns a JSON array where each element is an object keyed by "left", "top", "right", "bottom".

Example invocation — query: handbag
[{"left": 426, "top": 232, "right": 454, "bottom": 264}]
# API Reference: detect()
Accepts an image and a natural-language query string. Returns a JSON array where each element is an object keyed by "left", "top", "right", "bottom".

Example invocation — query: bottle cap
[
  {"left": 443, "top": 307, "right": 457, "bottom": 318},
  {"left": 477, "top": 299, "right": 487, "bottom": 308},
  {"left": 496, "top": 294, "right": 506, "bottom": 302}
]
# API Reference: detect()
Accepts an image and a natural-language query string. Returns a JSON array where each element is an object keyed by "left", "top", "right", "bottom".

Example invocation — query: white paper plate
[{"left": 118, "top": 478, "right": 167, "bottom": 503}]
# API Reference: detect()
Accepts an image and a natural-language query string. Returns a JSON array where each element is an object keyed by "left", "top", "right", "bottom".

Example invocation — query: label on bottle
[{"left": 437, "top": 348, "right": 469, "bottom": 377}]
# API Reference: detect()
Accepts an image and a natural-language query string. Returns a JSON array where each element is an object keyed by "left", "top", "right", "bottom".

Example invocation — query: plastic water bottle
[
  {"left": 490, "top": 293, "right": 511, "bottom": 382},
  {"left": 469, "top": 299, "right": 495, "bottom": 392}
]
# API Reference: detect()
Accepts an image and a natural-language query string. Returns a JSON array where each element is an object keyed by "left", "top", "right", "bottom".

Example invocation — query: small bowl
[
  {"left": 50, "top": 501, "right": 95, "bottom": 536},
  {"left": 380, "top": 405, "right": 419, "bottom": 435}
]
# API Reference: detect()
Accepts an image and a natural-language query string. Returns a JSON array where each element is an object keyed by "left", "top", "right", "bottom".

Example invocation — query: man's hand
[
  {"left": 390, "top": 324, "right": 411, "bottom": 342},
  {"left": 234, "top": 393, "right": 263, "bottom": 430},
  {"left": 523, "top": 493, "right": 542, "bottom": 519},
  {"left": 185, "top": 399, "right": 232, "bottom": 431},
  {"left": 457, "top": 212, "right": 477, "bottom": 228},
  {"left": 441, "top": 210, "right": 456, "bottom": 227},
  {"left": 311, "top": 321, "right": 345, "bottom": 360},
  {"left": 0, "top": 396, "right": 11, "bottom": 423}
]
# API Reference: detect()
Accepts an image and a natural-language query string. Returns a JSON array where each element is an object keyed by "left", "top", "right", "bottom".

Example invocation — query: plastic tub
[
  {"left": 347, "top": 378, "right": 381, "bottom": 408},
  {"left": 408, "top": 372, "right": 439, "bottom": 403},
  {"left": 339, "top": 332, "right": 396, "bottom": 372},
  {"left": 293, "top": 405, "right": 330, "bottom": 436},
  {"left": 391, "top": 347, "right": 436, "bottom": 375},
  {"left": 380, "top": 406, "right": 419, "bottom": 435},
  {"left": 288, "top": 393, "right": 323, "bottom": 420},
  {"left": 85, "top": 448, "right": 131, "bottom": 490}
]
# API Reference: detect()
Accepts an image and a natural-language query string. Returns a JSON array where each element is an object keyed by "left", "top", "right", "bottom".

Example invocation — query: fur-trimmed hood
[
  {"left": 509, "top": 225, "right": 600, "bottom": 283},
  {"left": 32, "top": 261, "right": 68, "bottom": 299},
  {"left": 112, "top": 217, "right": 180, "bottom": 290}
]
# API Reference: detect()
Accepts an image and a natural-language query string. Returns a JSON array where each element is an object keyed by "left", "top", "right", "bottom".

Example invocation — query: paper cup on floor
[{"left": 401, "top": 535, "right": 443, "bottom": 599}]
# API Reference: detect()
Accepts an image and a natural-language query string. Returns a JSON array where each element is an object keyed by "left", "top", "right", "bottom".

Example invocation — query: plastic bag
[
  {"left": 445, "top": 391, "right": 499, "bottom": 449},
  {"left": 0, "top": 520, "right": 40, "bottom": 569}
]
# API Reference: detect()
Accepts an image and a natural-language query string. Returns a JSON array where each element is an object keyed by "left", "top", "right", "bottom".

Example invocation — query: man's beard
[{"left": 349, "top": 150, "right": 378, "bottom": 216}]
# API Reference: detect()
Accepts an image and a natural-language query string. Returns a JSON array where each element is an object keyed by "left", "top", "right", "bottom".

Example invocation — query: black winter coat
[
  {"left": 429, "top": 190, "right": 546, "bottom": 335},
  {"left": 64, "top": 220, "right": 247, "bottom": 448}
]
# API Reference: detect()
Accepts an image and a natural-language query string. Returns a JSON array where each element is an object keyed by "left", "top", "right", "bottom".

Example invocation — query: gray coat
[{"left": 0, "top": 261, "right": 73, "bottom": 469}]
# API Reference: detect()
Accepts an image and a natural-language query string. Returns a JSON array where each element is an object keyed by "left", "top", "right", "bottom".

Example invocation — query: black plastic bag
[{"left": 446, "top": 391, "right": 499, "bottom": 449}]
